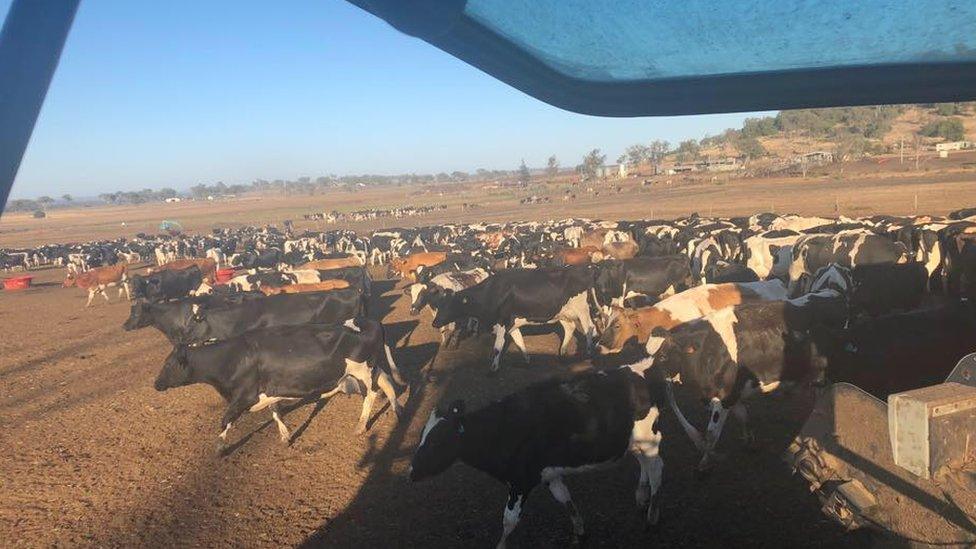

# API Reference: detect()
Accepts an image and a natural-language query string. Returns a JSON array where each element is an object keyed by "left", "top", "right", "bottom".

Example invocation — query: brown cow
[
  {"left": 150, "top": 258, "right": 217, "bottom": 283},
  {"left": 63, "top": 263, "right": 130, "bottom": 307},
  {"left": 390, "top": 252, "right": 447, "bottom": 281},
  {"left": 579, "top": 228, "right": 610, "bottom": 249},
  {"left": 299, "top": 256, "right": 363, "bottom": 271},
  {"left": 601, "top": 240, "right": 639, "bottom": 260},
  {"left": 554, "top": 246, "right": 601, "bottom": 266},
  {"left": 258, "top": 279, "right": 350, "bottom": 296}
]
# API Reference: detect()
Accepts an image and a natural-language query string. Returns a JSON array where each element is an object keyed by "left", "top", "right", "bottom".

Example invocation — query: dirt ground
[
  {"left": 0, "top": 263, "right": 879, "bottom": 548},
  {"left": 4, "top": 164, "right": 974, "bottom": 547}
]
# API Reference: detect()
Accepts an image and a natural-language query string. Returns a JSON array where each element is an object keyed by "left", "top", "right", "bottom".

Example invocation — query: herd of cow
[{"left": 6, "top": 206, "right": 976, "bottom": 547}]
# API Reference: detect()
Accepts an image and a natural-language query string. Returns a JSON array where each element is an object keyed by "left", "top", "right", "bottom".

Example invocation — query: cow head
[
  {"left": 596, "top": 308, "right": 640, "bottom": 355},
  {"left": 410, "top": 400, "right": 465, "bottom": 482},
  {"left": 155, "top": 345, "right": 191, "bottom": 391},
  {"left": 430, "top": 289, "right": 465, "bottom": 328},
  {"left": 123, "top": 301, "right": 154, "bottom": 330}
]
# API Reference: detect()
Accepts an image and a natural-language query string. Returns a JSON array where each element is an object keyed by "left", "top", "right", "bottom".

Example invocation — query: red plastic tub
[
  {"left": 3, "top": 275, "right": 33, "bottom": 291},
  {"left": 215, "top": 268, "right": 236, "bottom": 284}
]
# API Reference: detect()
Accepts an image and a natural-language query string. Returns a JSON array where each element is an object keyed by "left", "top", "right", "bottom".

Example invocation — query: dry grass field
[{"left": 1, "top": 157, "right": 973, "bottom": 547}]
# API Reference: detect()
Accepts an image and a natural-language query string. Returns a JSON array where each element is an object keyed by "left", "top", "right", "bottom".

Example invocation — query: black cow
[
  {"left": 431, "top": 267, "right": 596, "bottom": 372},
  {"left": 821, "top": 303, "right": 976, "bottom": 398},
  {"left": 703, "top": 261, "right": 759, "bottom": 284},
  {"left": 646, "top": 299, "right": 840, "bottom": 469},
  {"left": 592, "top": 255, "right": 693, "bottom": 313},
  {"left": 123, "top": 289, "right": 364, "bottom": 344},
  {"left": 410, "top": 362, "right": 669, "bottom": 546},
  {"left": 850, "top": 262, "right": 928, "bottom": 317},
  {"left": 788, "top": 234, "right": 908, "bottom": 296},
  {"left": 154, "top": 318, "right": 403, "bottom": 451},
  {"left": 129, "top": 265, "right": 204, "bottom": 302}
]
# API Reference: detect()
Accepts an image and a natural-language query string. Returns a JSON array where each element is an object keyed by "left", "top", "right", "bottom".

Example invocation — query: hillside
[{"left": 697, "top": 103, "right": 976, "bottom": 162}]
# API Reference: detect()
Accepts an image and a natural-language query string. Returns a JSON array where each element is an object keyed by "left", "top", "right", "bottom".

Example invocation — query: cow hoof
[
  {"left": 215, "top": 440, "right": 229, "bottom": 456},
  {"left": 645, "top": 505, "right": 661, "bottom": 528},
  {"left": 354, "top": 423, "right": 368, "bottom": 435}
]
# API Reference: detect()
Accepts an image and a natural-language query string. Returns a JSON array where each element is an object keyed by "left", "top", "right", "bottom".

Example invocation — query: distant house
[
  {"left": 935, "top": 141, "right": 974, "bottom": 152},
  {"left": 164, "top": 197, "right": 181, "bottom": 203},
  {"left": 702, "top": 156, "right": 745, "bottom": 172},
  {"left": 797, "top": 151, "right": 834, "bottom": 164},
  {"left": 594, "top": 164, "right": 627, "bottom": 179}
]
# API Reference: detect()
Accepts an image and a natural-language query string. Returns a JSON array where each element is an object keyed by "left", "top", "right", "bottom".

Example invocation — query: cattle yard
[{"left": 1, "top": 173, "right": 975, "bottom": 548}]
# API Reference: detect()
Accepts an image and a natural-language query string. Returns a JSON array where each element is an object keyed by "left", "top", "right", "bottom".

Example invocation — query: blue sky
[{"left": 6, "top": 1, "right": 765, "bottom": 199}]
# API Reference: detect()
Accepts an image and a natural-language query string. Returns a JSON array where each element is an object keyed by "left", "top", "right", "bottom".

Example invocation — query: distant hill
[{"left": 696, "top": 103, "right": 976, "bottom": 162}]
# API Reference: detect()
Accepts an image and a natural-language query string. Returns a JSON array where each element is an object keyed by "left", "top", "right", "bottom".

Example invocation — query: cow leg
[
  {"left": 269, "top": 403, "right": 291, "bottom": 444},
  {"left": 557, "top": 320, "right": 575, "bottom": 357},
  {"left": 355, "top": 389, "right": 379, "bottom": 434},
  {"left": 489, "top": 324, "right": 507, "bottom": 372},
  {"left": 216, "top": 401, "right": 250, "bottom": 454},
  {"left": 547, "top": 476, "right": 585, "bottom": 540},
  {"left": 497, "top": 488, "right": 524, "bottom": 549},
  {"left": 731, "top": 402, "right": 755, "bottom": 447},
  {"left": 101, "top": 286, "right": 111, "bottom": 302},
  {"left": 700, "top": 397, "right": 730, "bottom": 470},
  {"left": 632, "top": 407, "right": 664, "bottom": 526},
  {"left": 375, "top": 370, "right": 402, "bottom": 420},
  {"left": 85, "top": 289, "right": 95, "bottom": 307},
  {"left": 576, "top": 315, "right": 595, "bottom": 357},
  {"left": 508, "top": 327, "right": 529, "bottom": 365}
]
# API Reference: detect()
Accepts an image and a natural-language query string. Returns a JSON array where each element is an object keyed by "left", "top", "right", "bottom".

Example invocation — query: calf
[
  {"left": 646, "top": 299, "right": 840, "bottom": 469},
  {"left": 410, "top": 361, "right": 669, "bottom": 547},
  {"left": 154, "top": 318, "right": 403, "bottom": 451},
  {"left": 63, "top": 263, "right": 130, "bottom": 307},
  {"left": 596, "top": 280, "right": 788, "bottom": 355},
  {"left": 259, "top": 279, "right": 350, "bottom": 295},
  {"left": 431, "top": 267, "right": 596, "bottom": 372},
  {"left": 406, "top": 268, "right": 489, "bottom": 346}
]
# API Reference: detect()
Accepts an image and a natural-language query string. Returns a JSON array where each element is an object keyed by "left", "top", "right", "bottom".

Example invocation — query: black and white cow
[
  {"left": 787, "top": 233, "right": 908, "bottom": 295},
  {"left": 406, "top": 267, "right": 489, "bottom": 346},
  {"left": 410, "top": 360, "right": 669, "bottom": 547},
  {"left": 154, "top": 318, "right": 402, "bottom": 451},
  {"left": 123, "top": 288, "right": 365, "bottom": 345},
  {"left": 431, "top": 267, "right": 596, "bottom": 372},
  {"left": 645, "top": 298, "right": 842, "bottom": 469},
  {"left": 592, "top": 255, "right": 694, "bottom": 313}
]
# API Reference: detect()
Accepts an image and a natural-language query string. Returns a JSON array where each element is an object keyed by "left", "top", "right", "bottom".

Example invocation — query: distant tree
[
  {"left": 517, "top": 159, "right": 531, "bottom": 185},
  {"left": 6, "top": 198, "right": 40, "bottom": 212},
  {"left": 545, "top": 155, "right": 559, "bottom": 177},
  {"left": 624, "top": 144, "right": 650, "bottom": 168},
  {"left": 675, "top": 139, "right": 701, "bottom": 163},
  {"left": 581, "top": 149, "right": 606, "bottom": 179},
  {"left": 740, "top": 116, "right": 778, "bottom": 138},
  {"left": 450, "top": 171, "right": 469, "bottom": 182},
  {"left": 158, "top": 187, "right": 178, "bottom": 199},
  {"left": 61, "top": 194, "right": 73, "bottom": 202},
  {"left": 920, "top": 117, "right": 965, "bottom": 141},
  {"left": 736, "top": 136, "right": 766, "bottom": 159},
  {"left": 37, "top": 196, "right": 54, "bottom": 209}
]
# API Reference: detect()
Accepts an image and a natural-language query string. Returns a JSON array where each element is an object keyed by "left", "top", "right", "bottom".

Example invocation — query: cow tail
[{"left": 378, "top": 321, "right": 406, "bottom": 386}]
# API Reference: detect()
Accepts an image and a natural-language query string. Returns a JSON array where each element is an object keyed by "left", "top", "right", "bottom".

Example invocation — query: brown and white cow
[
  {"left": 258, "top": 279, "right": 350, "bottom": 296},
  {"left": 63, "top": 263, "right": 130, "bottom": 307},
  {"left": 150, "top": 258, "right": 217, "bottom": 284},
  {"left": 596, "top": 280, "right": 788, "bottom": 355},
  {"left": 390, "top": 252, "right": 447, "bottom": 282}
]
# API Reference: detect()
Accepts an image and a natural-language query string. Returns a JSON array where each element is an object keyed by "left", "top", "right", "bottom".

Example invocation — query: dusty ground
[
  {"left": 4, "top": 163, "right": 975, "bottom": 547},
  {"left": 0, "top": 264, "right": 877, "bottom": 548}
]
